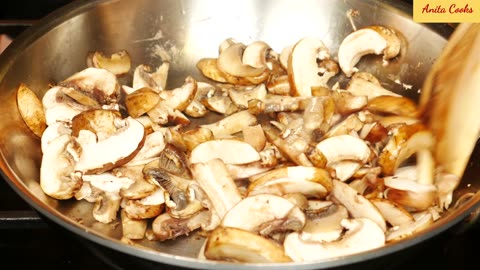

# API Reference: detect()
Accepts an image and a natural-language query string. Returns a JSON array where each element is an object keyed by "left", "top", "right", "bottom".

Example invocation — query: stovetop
[{"left": 0, "top": 1, "right": 478, "bottom": 269}]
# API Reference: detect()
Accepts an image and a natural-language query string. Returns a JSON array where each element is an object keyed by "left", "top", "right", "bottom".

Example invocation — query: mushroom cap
[{"left": 189, "top": 138, "right": 260, "bottom": 165}]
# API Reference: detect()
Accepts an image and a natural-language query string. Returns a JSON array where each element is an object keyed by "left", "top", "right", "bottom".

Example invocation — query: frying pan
[{"left": 0, "top": 0, "right": 478, "bottom": 269}]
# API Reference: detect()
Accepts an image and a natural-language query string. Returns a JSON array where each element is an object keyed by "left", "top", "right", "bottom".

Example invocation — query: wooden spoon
[{"left": 420, "top": 23, "right": 480, "bottom": 179}]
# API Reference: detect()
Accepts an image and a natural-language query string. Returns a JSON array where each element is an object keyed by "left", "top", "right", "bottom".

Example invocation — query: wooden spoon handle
[{"left": 420, "top": 23, "right": 480, "bottom": 178}]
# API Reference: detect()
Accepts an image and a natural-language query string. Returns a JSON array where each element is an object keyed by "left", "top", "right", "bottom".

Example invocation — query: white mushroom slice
[
  {"left": 242, "top": 124, "right": 266, "bottom": 152},
  {"left": 301, "top": 204, "right": 349, "bottom": 242},
  {"left": 159, "top": 76, "right": 197, "bottom": 111},
  {"left": 338, "top": 26, "right": 401, "bottom": 77},
  {"left": 371, "top": 198, "right": 414, "bottom": 227},
  {"left": 122, "top": 197, "right": 164, "bottom": 219},
  {"left": 228, "top": 84, "right": 267, "bottom": 109},
  {"left": 202, "top": 95, "right": 239, "bottom": 115},
  {"left": 125, "top": 130, "right": 166, "bottom": 166},
  {"left": 248, "top": 166, "right": 332, "bottom": 191},
  {"left": 59, "top": 67, "right": 120, "bottom": 105},
  {"left": 331, "top": 90, "right": 368, "bottom": 116},
  {"left": 190, "top": 139, "right": 260, "bottom": 165},
  {"left": 222, "top": 194, "right": 306, "bottom": 236},
  {"left": 75, "top": 117, "right": 146, "bottom": 174},
  {"left": 42, "top": 86, "right": 85, "bottom": 125},
  {"left": 82, "top": 172, "right": 135, "bottom": 195},
  {"left": 315, "top": 135, "right": 371, "bottom": 165},
  {"left": 147, "top": 100, "right": 191, "bottom": 126},
  {"left": 196, "top": 58, "right": 267, "bottom": 85},
  {"left": 242, "top": 41, "right": 272, "bottom": 68},
  {"left": 330, "top": 180, "right": 387, "bottom": 231},
  {"left": 279, "top": 45, "right": 293, "bottom": 70},
  {"left": 41, "top": 121, "right": 72, "bottom": 153},
  {"left": 324, "top": 114, "right": 364, "bottom": 139},
  {"left": 330, "top": 161, "right": 362, "bottom": 182},
  {"left": 114, "top": 165, "right": 157, "bottom": 200},
  {"left": 378, "top": 123, "right": 434, "bottom": 175},
  {"left": 346, "top": 76, "right": 401, "bottom": 99},
  {"left": 225, "top": 161, "right": 271, "bottom": 180},
  {"left": 248, "top": 176, "right": 330, "bottom": 199},
  {"left": 284, "top": 218, "right": 385, "bottom": 262},
  {"left": 288, "top": 37, "right": 335, "bottom": 97},
  {"left": 121, "top": 210, "right": 147, "bottom": 240},
  {"left": 217, "top": 43, "right": 267, "bottom": 78},
  {"left": 204, "top": 227, "right": 292, "bottom": 263},
  {"left": 87, "top": 50, "right": 131, "bottom": 76},
  {"left": 384, "top": 177, "right": 437, "bottom": 210},
  {"left": 386, "top": 211, "right": 433, "bottom": 242},
  {"left": 304, "top": 200, "right": 334, "bottom": 215},
  {"left": 132, "top": 63, "right": 170, "bottom": 91},
  {"left": 190, "top": 159, "right": 242, "bottom": 219},
  {"left": 40, "top": 134, "right": 82, "bottom": 200},
  {"left": 201, "top": 110, "right": 257, "bottom": 139},
  {"left": 218, "top": 37, "right": 237, "bottom": 54}
]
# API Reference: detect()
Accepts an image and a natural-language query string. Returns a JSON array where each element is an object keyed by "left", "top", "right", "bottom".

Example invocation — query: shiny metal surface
[{"left": 0, "top": 0, "right": 478, "bottom": 269}]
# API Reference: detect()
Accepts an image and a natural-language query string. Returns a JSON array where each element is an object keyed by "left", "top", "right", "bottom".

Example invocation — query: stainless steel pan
[{"left": 0, "top": 0, "right": 478, "bottom": 269}]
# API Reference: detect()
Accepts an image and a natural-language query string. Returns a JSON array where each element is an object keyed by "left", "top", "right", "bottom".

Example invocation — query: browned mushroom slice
[
  {"left": 122, "top": 189, "right": 165, "bottom": 219},
  {"left": 190, "top": 159, "right": 242, "bottom": 219},
  {"left": 228, "top": 84, "right": 268, "bottom": 110},
  {"left": 184, "top": 82, "right": 215, "bottom": 118},
  {"left": 377, "top": 115, "right": 420, "bottom": 128},
  {"left": 70, "top": 109, "right": 122, "bottom": 140},
  {"left": 330, "top": 180, "right": 387, "bottom": 231},
  {"left": 16, "top": 83, "right": 47, "bottom": 137},
  {"left": 202, "top": 94, "right": 239, "bottom": 115},
  {"left": 59, "top": 67, "right": 121, "bottom": 105},
  {"left": 74, "top": 117, "right": 146, "bottom": 174},
  {"left": 190, "top": 139, "right": 260, "bottom": 165},
  {"left": 201, "top": 110, "right": 258, "bottom": 139},
  {"left": 346, "top": 74, "right": 401, "bottom": 99},
  {"left": 120, "top": 209, "right": 147, "bottom": 240},
  {"left": 247, "top": 166, "right": 332, "bottom": 199},
  {"left": 288, "top": 37, "right": 336, "bottom": 97},
  {"left": 222, "top": 194, "right": 306, "bottom": 236},
  {"left": 331, "top": 90, "right": 368, "bottom": 116},
  {"left": 378, "top": 123, "right": 434, "bottom": 176},
  {"left": 182, "top": 127, "right": 214, "bottom": 152},
  {"left": 87, "top": 50, "right": 131, "bottom": 76},
  {"left": 301, "top": 204, "right": 348, "bottom": 242},
  {"left": 125, "top": 87, "right": 161, "bottom": 118},
  {"left": 159, "top": 76, "right": 198, "bottom": 111},
  {"left": 146, "top": 99, "right": 191, "bottom": 126},
  {"left": 204, "top": 227, "right": 292, "bottom": 263},
  {"left": 196, "top": 58, "right": 259, "bottom": 85},
  {"left": 366, "top": 95, "right": 418, "bottom": 117},
  {"left": 92, "top": 193, "right": 121, "bottom": 224},
  {"left": 267, "top": 74, "right": 291, "bottom": 95},
  {"left": 115, "top": 165, "right": 157, "bottom": 200},
  {"left": 248, "top": 95, "right": 309, "bottom": 115},
  {"left": 383, "top": 177, "right": 437, "bottom": 210},
  {"left": 242, "top": 124, "right": 266, "bottom": 152},
  {"left": 40, "top": 134, "right": 82, "bottom": 200},
  {"left": 151, "top": 210, "right": 210, "bottom": 241},
  {"left": 386, "top": 211, "right": 434, "bottom": 242},
  {"left": 284, "top": 218, "right": 385, "bottom": 262},
  {"left": 324, "top": 113, "right": 364, "bottom": 139},
  {"left": 338, "top": 26, "right": 401, "bottom": 77}
]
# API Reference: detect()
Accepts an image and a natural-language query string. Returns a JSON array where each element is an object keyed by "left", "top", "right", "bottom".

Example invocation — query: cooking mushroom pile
[{"left": 16, "top": 25, "right": 462, "bottom": 263}]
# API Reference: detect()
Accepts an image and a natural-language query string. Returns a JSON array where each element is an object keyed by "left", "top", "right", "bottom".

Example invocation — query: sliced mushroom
[
  {"left": 190, "top": 159, "right": 242, "bottom": 219},
  {"left": 42, "top": 86, "right": 86, "bottom": 125},
  {"left": 122, "top": 196, "right": 164, "bottom": 219},
  {"left": 16, "top": 83, "right": 47, "bottom": 137},
  {"left": 182, "top": 127, "right": 214, "bottom": 152},
  {"left": 301, "top": 204, "right": 349, "bottom": 242},
  {"left": 75, "top": 117, "right": 146, "bottom": 174},
  {"left": 82, "top": 172, "right": 135, "bottom": 195},
  {"left": 196, "top": 58, "right": 260, "bottom": 85},
  {"left": 70, "top": 109, "right": 122, "bottom": 140},
  {"left": 288, "top": 37, "right": 336, "bottom": 96},
  {"left": 59, "top": 67, "right": 121, "bottom": 105},
  {"left": 121, "top": 209, "right": 148, "bottom": 240},
  {"left": 202, "top": 94, "right": 239, "bottom": 115},
  {"left": 200, "top": 110, "right": 257, "bottom": 139},
  {"left": 92, "top": 193, "right": 121, "bottom": 224},
  {"left": 152, "top": 210, "right": 210, "bottom": 241},
  {"left": 132, "top": 63, "right": 169, "bottom": 91},
  {"left": 378, "top": 123, "right": 434, "bottom": 175},
  {"left": 330, "top": 180, "right": 387, "bottom": 231},
  {"left": 40, "top": 134, "right": 82, "bottom": 200},
  {"left": 242, "top": 124, "right": 266, "bottom": 152},
  {"left": 41, "top": 121, "right": 72, "bottom": 153},
  {"left": 204, "top": 226, "right": 292, "bottom": 263},
  {"left": 190, "top": 139, "right": 260, "bottom": 165},
  {"left": 87, "top": 50, "right": 131, "bottom": 76},
  {"left": 115, "top": 165, "right": 157, "bottom": 199},
  {"left": 248, "top": 174, "right": 332, "bottom": 199},
  {"left": 384, "top": 177, "right": 437, "bottom": 210},
  {"left": 242, "top": 41, "right": 272, "bottom": 68},
  {"left": 371, "top": 198, "right": 414, "bottom": 227},
  {"left": 284, "top": 218, "right": 385, "bottom": 262},
  {"left": 248, "top": 95, "right": 309, "bottom": 115},
  {"left": 377, "top": 115, "right": 420, "bottom": 128},
  {"left": 366, "top": 95, "right": 418, "bottom": 117},
  {"left": 217, "top": 42, "right": 267, "bottom": 78},
  {"left": 184, "top": 82, "right": 215, "bottom": 118},
  {"left": 386, "top": 211, "right": 433, "bottom": 242},
  {"left": 346, "top": 74, "right": 401, "bottom": 99},
  {"left": 338, "top": 26, "right": 401, "bottom": 77},
  {"left": 228, "top": 84, "right": 267, "bottom": 109},
  {"left": 225, "top": 162, "right": 271, "bottom": 180},
  {"left": 331, "top": 90, "right": 368, "bottom": 116},
  {"left": 159, "top": 76, "right": 198, "bottom": 111},
  {"left": 125, "top": 130, "right": 166, "bottom": 166},
  {"left": 315, "top": 134, "right": 371, "bottom": 166},
  {"left": 125, "top": 87, "right": 161, "bottom": 118},
  {"left": 222, "top": 194, "right": 306, "bottom": 236},
  {"left": 435, "top": 172, "right": 461, "bottom": 209}
]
